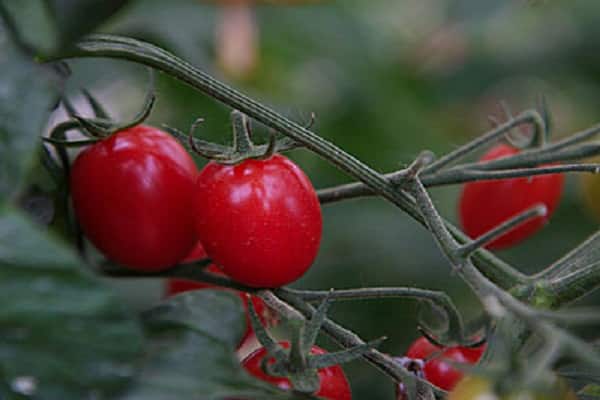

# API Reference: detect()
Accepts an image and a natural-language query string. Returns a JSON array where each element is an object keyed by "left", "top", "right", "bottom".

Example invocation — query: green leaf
[
  {"left": 123, "top": 290, "right": 317, "bottom": 400},
  {"left": 0, "top": 0, "right": 129, "bottom": 54},
  {"left": 0, "top": 2, "right": 58, "bottom": 54},
  {"left": 0, "top": 207, "right": 143, "bottom": 399},
  {"left": 45, "top": 0, "right": 130, "bottom": 51},
  {"left": 0, "top": 37, "right": 58, "bottom": 201}
]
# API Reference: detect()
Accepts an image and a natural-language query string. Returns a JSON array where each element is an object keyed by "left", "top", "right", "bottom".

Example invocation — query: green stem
[
  {"left": 274, "top": 289, "right": 446, "bottom": 398},
  {"left": 279, "top": 286, "right": 467, "bottom": 343},
  {"left": 544, "top": 262, "right": 600, "bottom": 306}
]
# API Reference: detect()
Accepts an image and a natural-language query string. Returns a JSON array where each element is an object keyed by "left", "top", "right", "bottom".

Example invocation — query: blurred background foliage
[{"left": 52, "top": 0, "right": 600, "bottom": 398}]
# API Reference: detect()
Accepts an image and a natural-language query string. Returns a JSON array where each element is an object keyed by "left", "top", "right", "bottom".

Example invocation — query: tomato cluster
[
  {"left": 458, "top": 144, "right": 564, "bottom": 249},
  {"left": 71, "top": 125, "right": 322, "bottom": 286},
  {"left": 396, "top": 336, "right": 486, "bottom": 397}
]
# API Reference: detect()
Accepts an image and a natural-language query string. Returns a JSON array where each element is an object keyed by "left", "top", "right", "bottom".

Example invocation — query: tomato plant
[
  {"left": 70, "top": 125, "right": 198, "bottom": 271},
  {"left": 193, "top": 154, "right": 322, "bottom": 287},
  {"left": 448, "top": 375, "right": 577, "bottom": 400},
  {"left": 459, "top": 144, "right": 564, "bottom": 249},
  {"left": 165, "top": 242, "right": 275, "bottom": 346},
  {"left": 404, "top": 336, "right": 486, "bottom": 391},
  {"left": 242, "top": 341, "right": 352, "bottom": 400}
]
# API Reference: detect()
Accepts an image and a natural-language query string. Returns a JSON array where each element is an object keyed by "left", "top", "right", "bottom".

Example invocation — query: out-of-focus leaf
[
  {"left": 0, "top": 35, "right": 58, "bottom": 201},
  {"left": 45, "top": 0, "right": 130, "bottom": 49},
  {"left": 0, "top": 0, "right": 129, "bottom": 54},
  {"left": 0, "top": 207, "right": 143, "bottom": 399},
  {"left": 123, "top": 290, "right": 316, "bottom": 400},
  {"left": 0, "top": 1, "right": 58, "bottom": 53}
]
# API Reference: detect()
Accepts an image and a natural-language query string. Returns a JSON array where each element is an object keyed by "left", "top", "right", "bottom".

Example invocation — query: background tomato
[
  {"left": 242, "top": 341, "right": 352, "bottom": 400},
  {"left": 448, "top": 375, "right": 577, "bottom": 400},
  {"left": 459, "top": 144, "right": 564, "bottom": 249},
  {"left": 71, "top": 125, "right": 198, "bottom": 270},
  {"left": 165, "top": 242, "right": 275, "bottom": 347},
  {"left": 404, "top": 336, "right": 486, "bottom": 391},
  {"left": 193, "top": 154, "right": 322, "bottom": 287}
]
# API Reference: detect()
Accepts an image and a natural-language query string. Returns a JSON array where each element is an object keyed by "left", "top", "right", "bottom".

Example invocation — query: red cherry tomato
[
  {"left": 406, "top": 337, "right": 442, "bottom": 360},
  {"left": 459, "top": 144, "right": 564, "bottom": 249},
  {"left": 70, "top": 125, "right": 198, "bottom": 271},
  {"left": 242, "top": 341, "right": 352, "bottom": 400},
  {"left": 165, "top": 242, "right": 275, "bottom": 347},
  {"left": 193, "top": 154, "right": 322, "bottom": 287},
  {"left": 404, "top": 337, "right": 486, "bottom": 392}
]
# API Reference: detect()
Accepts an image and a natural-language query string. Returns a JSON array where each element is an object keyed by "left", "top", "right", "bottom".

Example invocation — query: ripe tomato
[
  {"left": 448, "top": 375, "right": 577, "bottom": 400},
  {"left": 404, "top": 336, "right": 486, "bottom": 391},
  {"left": 165, "top": 242, "right": 275, "bottom": 347},
  {"left": 242, "top": 341, "right": 352, "bottom": 400},
  {"left": 70, "top": 125, "right": 198, "bottom": 270},
  {"left": 459, "top": 144, "right": 564, "bottom": 249},
  {"left": 193, "top": 154, "right": 322, "bottom": 287}
]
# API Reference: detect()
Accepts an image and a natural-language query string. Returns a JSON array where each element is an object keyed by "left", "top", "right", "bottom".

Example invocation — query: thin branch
[
  {"left": 457, "top": 205, "right": 547, "bottom": 258},
  {"left": 422, "top": 110, "right": 543, "bottom": 174}
]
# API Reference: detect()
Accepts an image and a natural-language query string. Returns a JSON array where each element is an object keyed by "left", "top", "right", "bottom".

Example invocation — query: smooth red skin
[
  {"left": 406, "top": 337, "right": 442, "bottom": 360},
  {"left": 405, "top": 337, "right": 486, "bottom": 391},
  {"left": 165, "top": 242, "right": 272, "bottom": 346},
  {"left": 242, "top": 342, "right": 352, "bottom": 400},
  {"left": 70, "top": 125, "right": 198, "bottom": 271},
  {"left": 459, "top": 144, "right": 564, "bottom": 250},
  {"left": 194, "top": 154, "right": 322, "bottom": 287}
]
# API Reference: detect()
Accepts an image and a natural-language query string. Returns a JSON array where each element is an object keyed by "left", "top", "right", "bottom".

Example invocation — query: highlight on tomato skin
[
  {"left": 193, "top": 154, "right": 323, "bottom": 288},
  {"left": 70, "top": 125, "right": 199, "bottom": 271},
  {"left": 164, "top": 241, "right": 276, "bottom": 347},
  {"left": 458, "top": 143, "right": 564, "bottom": 250},
  {"left": 241, "top": 341, "right": 352, "bottom": 400}
]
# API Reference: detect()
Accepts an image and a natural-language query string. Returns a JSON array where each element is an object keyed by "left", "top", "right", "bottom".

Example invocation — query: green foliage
[
  {"left": 0, "top": 38, "right": 58, "bottom": 200},
  {"left": 124, "top": 290, "right": 315, "bottom": 400},
  {"left": 0, "top": 207, "right": 143, "bottom": 399}
]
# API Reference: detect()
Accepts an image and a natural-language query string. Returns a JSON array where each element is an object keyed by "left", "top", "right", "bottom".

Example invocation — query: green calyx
[{"left": 247, "top": 291, "right": 385, "bottom": 395}]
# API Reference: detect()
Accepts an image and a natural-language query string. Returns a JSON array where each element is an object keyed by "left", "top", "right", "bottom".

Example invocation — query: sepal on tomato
[{"left": 246, "top": 292, "right": 383, "bottom": 395}]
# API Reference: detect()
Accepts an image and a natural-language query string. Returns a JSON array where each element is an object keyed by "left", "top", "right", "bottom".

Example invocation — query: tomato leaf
[
  {"left": 0, "top": 207, "right": 143, "bottom": 399},
  {"left": 0, "top": 0, "right": 128, "bottom": 54},
  {"left": 123, "top": 290, "right": 318, "bottom": 400},
  {"left": 0, "top": 38, "right": 58, "bottom": 201},
  {"left": 45, "top": 0, "right": 130, "bottom": 50}
]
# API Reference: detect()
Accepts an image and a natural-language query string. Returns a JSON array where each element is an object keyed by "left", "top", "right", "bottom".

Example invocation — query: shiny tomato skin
[
  {"left": 406, "top": 337, "right": 442, "bottom": 360},
  {"left": 165, "top": 242, "right": 273, "bottom": 347},
  {"left": 459, "top": 144, "right": 564, "bottom": 250},
  {"left": 423, "top": 348, "right": 468, "bottom": 391},
  {"left": 194, "top": 154, "right": 322, "bottom": 287},
  {"left": 404, "top": 337, "right": 486, "bottom": 392},
  {"left": 242, "top": 342, "right": 352, "bottom": 400},
  {"left": 448, "top": 375, "right": 577, "bottom": 400},
  {"left": 70, "top": 125, "right": 198, "bottom": 271}
]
